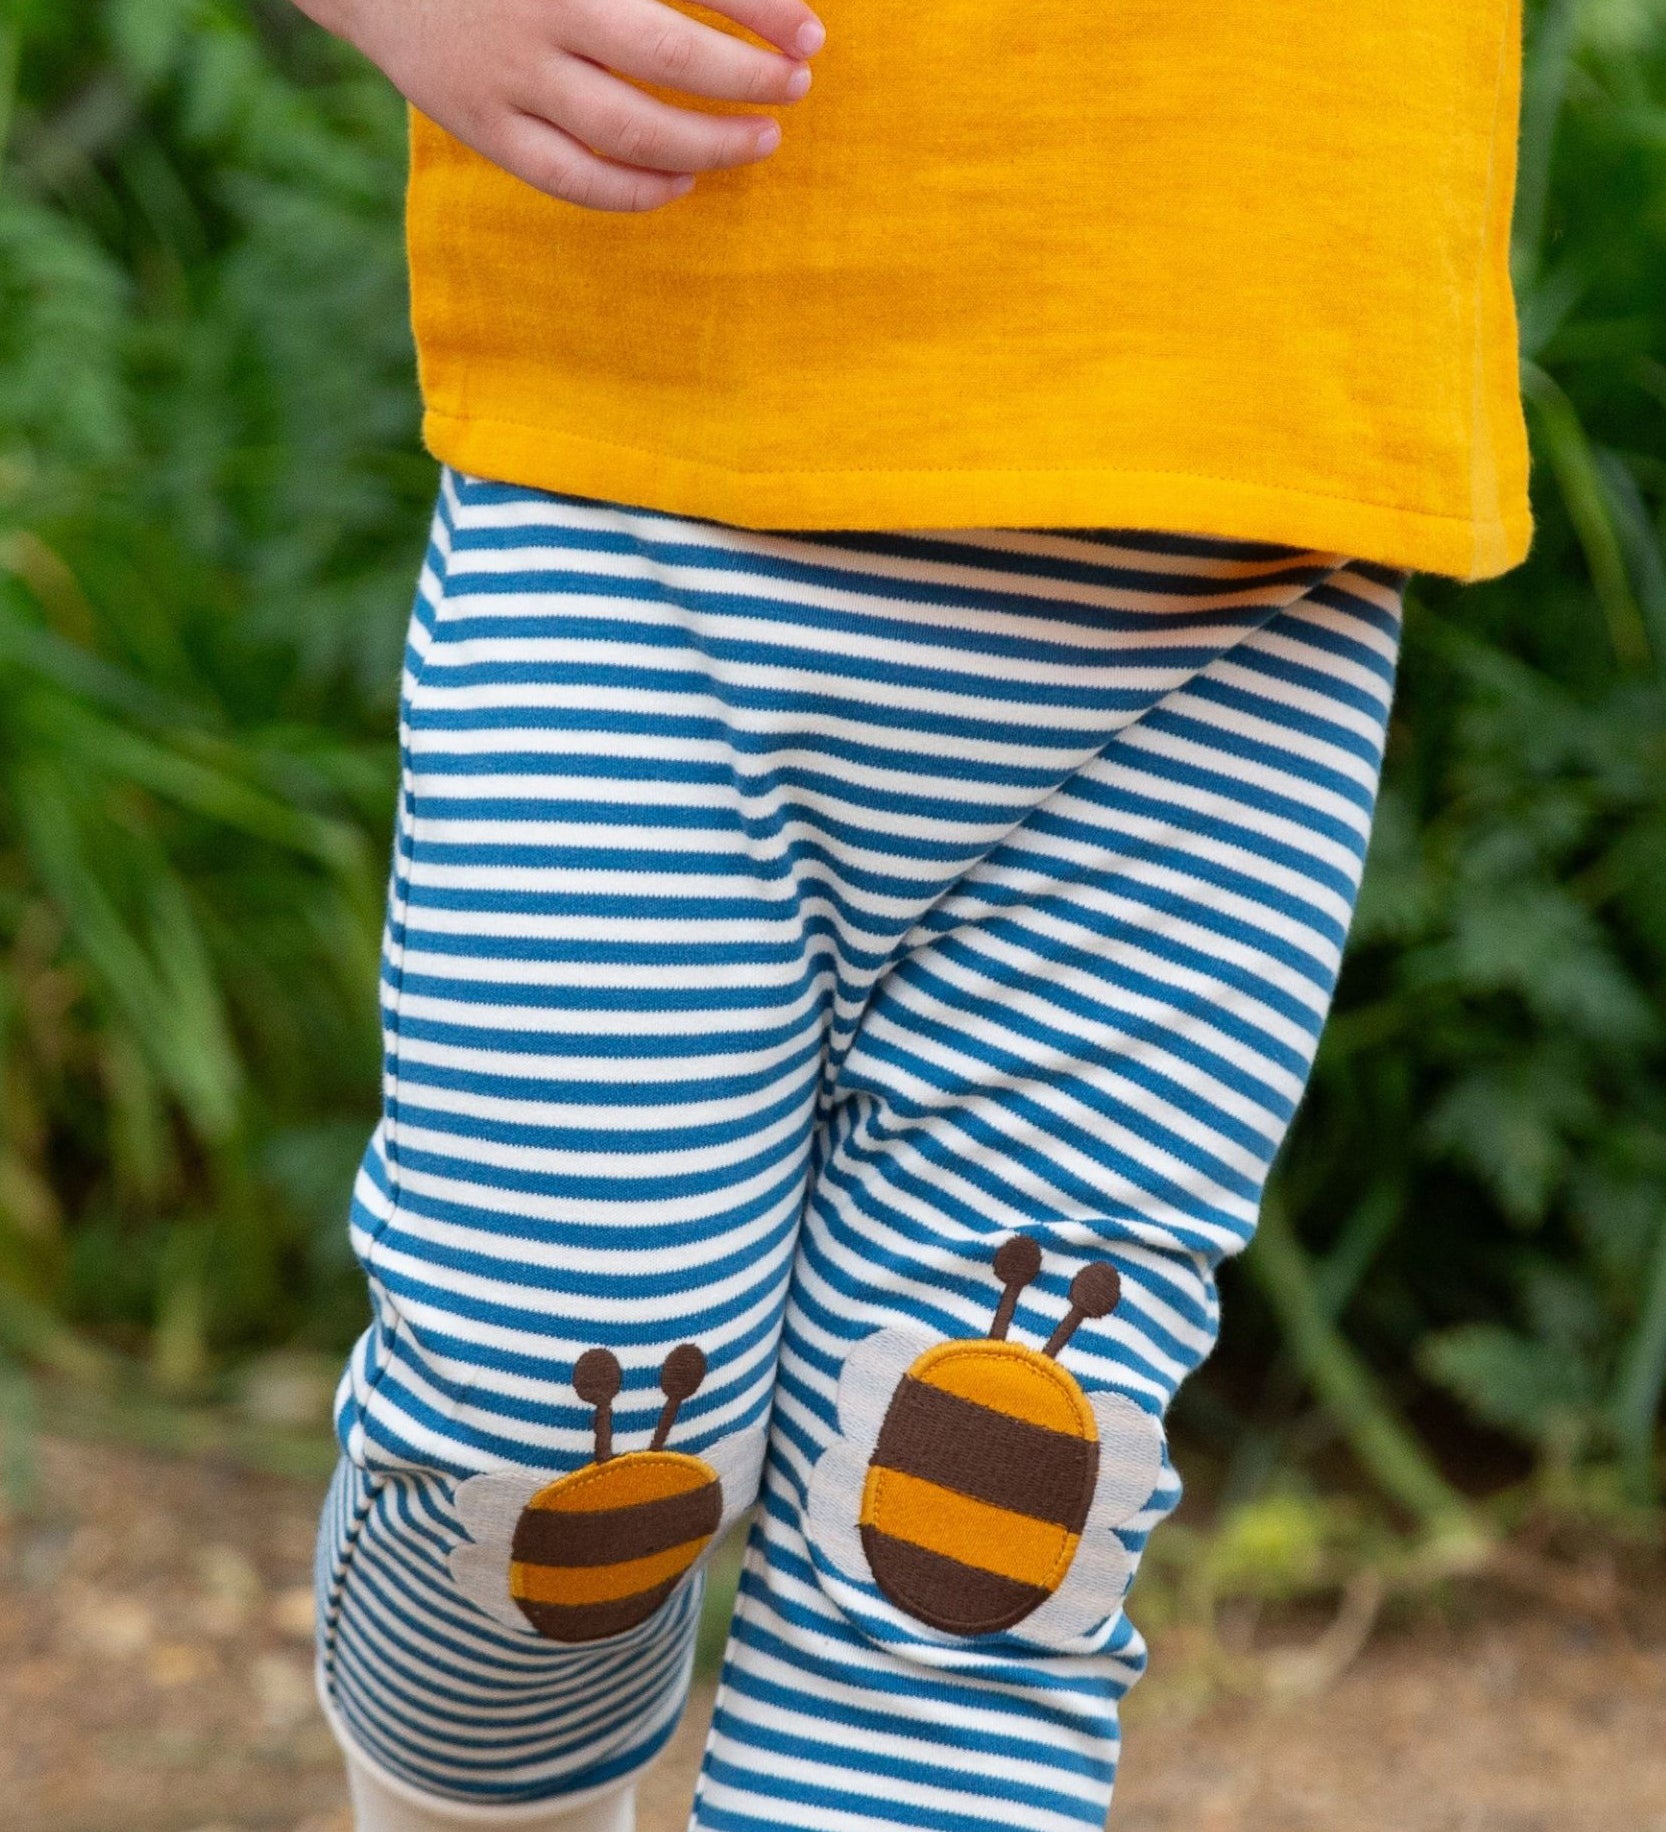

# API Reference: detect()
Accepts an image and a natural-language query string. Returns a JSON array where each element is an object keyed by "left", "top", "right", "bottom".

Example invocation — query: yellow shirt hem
[{"left": 425, "top": 409, "right": 1533, "bottom": 585}]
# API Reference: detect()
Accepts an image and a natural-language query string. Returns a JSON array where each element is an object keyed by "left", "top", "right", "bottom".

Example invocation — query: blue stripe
[{"left": 318, "top": 473, "right": 1402, "bottom": 1831}]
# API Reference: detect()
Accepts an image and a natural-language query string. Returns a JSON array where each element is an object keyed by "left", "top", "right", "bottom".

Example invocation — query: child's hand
[{"left": 293, "top": 0, "right": 826, "bottom": 212}]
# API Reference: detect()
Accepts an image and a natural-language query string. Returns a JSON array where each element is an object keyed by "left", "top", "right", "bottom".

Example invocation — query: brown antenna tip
[
  {"left": 1042, "top": 1263, "right": 1122, "bottom": 1360},
  {"left": 989, "top": 1235, "right": 1043, "bottom": 1340},
  {"left": 651, "top": 1343, "right": 707, "bottom": 1450},
  {"left": 994, "top": 1236, "right": 1043, "bottom": 1287},
  {"left": 574, "top": 1348, "right": 622, "bottom": 1462},
  {"left": 660, "top": 1343, "right": 707, "bottom": 1403},
  {"left": 574, "top": 1348, "right": 622, "bottom": 1406},
  {"left": 1069, "top": 1263, "right": 1121, "bottom": 1319}
]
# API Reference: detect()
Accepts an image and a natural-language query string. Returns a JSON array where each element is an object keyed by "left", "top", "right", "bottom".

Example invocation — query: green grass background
[{"left": 0, "top": 0, "right": 1664, "bottom": 1555}]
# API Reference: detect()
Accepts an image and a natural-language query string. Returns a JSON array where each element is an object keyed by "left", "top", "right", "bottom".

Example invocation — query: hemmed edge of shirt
[{"left": 423, "top": 409, "right": 1534, "bottom": 585}]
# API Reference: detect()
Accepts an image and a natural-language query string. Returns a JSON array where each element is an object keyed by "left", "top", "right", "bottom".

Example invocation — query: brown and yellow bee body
[
  {"left": 807, "top": 1241, "right": 1165, "bottom": 1645},
  {"left": 435, "top": 1339, "right": 723, "bottom": 1645},
  {"left": 510, "top": 1448, "right": 722, "bottom": 1642},
  {"left": 860, "top": 1338, "right": 1101, "bottom": 1635}
]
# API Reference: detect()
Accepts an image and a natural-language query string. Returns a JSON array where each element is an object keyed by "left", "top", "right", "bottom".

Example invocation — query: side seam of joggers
[{"left": 315, "top": 468, "right": 1406, "bottom": 1832}]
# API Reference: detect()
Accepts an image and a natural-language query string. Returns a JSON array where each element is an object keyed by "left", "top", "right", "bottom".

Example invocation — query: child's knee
[
  {"left": 315, "top": 1455, "right": 719, "bottom": 1808},
  {"left": 792, "top": 1236, "right": 1176, "bottom": 1668}
]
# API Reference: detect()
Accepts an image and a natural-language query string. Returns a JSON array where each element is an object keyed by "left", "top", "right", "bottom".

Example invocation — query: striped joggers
[{"left": 315, "top": 469, "right": 1405, "bottom": 1832}]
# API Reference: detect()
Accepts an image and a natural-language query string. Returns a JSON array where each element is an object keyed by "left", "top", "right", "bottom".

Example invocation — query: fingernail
[
  {"left": 755, "top": 120, "right": 782, "bottom": 155},
  {"left": 671, "top": 176, "right": 695, "bottom": 196},
  {"left": 785, "top": 64, "right": 812, "bottom": 99},
  {"left": 796, "top": 19, "right": 826, "bottom": 55}
]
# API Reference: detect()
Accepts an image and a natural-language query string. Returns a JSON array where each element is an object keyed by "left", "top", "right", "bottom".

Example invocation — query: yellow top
[{"left": 407, "top": 0, "right": 1531, "bottom": 580}]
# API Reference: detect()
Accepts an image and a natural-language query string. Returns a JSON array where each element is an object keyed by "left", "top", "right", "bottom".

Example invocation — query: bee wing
[
  {"left": 836, "top": 1327, "right": 933, "bottom": 1446},
  {"left": 804, "top": 1436, "right": 871, "bottom": 1585},
  {"left": 1007, "top": 1393, "right": 1164, "bottom": 1649},
  {"left": 447, "top": 1469, "right": 553, "bottom": 1636},
  {"left": 699, "top": 1427, "right": 769, "bottom": 1540},
  {"left": 453, "top": 1468, "right": 552, "bottom": 1545},
  {"left": 1010, "top": 1519, "right": 1135, "bottom": 1648},
  {"left": 1085, "top": 1389, "right": 1167, "bottom": 1522},
  {"left": 449, "top": 1539, "right": 537, "bottom": 1634}
]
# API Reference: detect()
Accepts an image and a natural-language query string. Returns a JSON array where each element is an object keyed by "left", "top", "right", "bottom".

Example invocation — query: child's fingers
[
  {"left": 535, "top": 55, "right": 783, "bottom": 173},
  {"left": 562, "top": 0, "right": 815, "bottom": 105},
  {"left": 491, "top": 109, "right": 695, "bottom": 212},
  {"left": 697, "top": 0, "right": 827, "bottom": 59}
]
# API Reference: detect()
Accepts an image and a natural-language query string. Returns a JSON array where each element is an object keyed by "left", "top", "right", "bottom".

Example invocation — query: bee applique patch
[
  {"left": 449, "top": 1344, "right": 762, "bottom": 1644},
  {"left": 806, "top": 1239, "right": 1166, "bottom": 1643}
]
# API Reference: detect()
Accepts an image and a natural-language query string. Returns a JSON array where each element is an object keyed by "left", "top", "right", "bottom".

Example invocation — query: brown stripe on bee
[
  {"left": 872, "top": 1377, "right": 1099, "bottom": 1531},
  {"left": 859, "top": 1527, "right": 1053, "bottom": 1636},
  {"left": 512, "top": 1481, "right": 721, "bottom": 1568},
  {"left": 515, "top": 1577, "right": 683, "bottom": 1644}
]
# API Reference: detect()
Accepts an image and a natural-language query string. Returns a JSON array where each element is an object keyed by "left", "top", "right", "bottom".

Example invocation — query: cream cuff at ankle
[{"left": 316, "top": 1666, "right": 639, "bottom": 1832}]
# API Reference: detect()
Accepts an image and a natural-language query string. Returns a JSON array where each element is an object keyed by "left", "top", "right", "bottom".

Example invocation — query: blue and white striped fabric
[{"left": 316, "top": 468, "right": 1404, "bottom": 1830}]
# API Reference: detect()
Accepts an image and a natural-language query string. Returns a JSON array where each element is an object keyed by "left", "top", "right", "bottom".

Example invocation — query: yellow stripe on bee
[
  {"left": 510, "top": 1535, "right": 711, "bottom": 1607},
  {"left": 525, "top": 1451, "right": 711, "bottom": 1513},
  {"left": 860, "top": 1466, "right": 1079, "bottom": 1594},
  {"left": 910, "top": 1341, "right": 1095, "bottom": 1438}
]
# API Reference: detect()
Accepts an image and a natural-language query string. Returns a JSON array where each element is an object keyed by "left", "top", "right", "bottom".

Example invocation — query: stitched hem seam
[
  {"left": 422, "top": 410, "right": 1533, "bottom": 581},
  {"left": 316, "top": 1665, "right": 648, "bottom": 1824}
]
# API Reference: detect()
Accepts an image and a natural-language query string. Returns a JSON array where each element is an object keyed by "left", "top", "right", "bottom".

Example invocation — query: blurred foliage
[
  {"left": 0, "top": 0, "right": 427, "bottom": 1393},
  {"left": 1212, "top": 0, "right": 1666, "bottom": 1524},
  {"left": 0, "top": 0, "right": 1661, "bottom": 1530}
]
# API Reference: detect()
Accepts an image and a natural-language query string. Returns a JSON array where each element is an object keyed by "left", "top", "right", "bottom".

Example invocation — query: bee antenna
[
  {"left": 989, "top": 1236, "right": 1043, "bottom": 1341},
  {"left": 650, "top": 1344, "right": 707, "bottom": 1451},
  {"left": 574, "top": 1348, "right": 622, "bottom": 1462},
  {"left": 1042, "top": 1264, "right": 1121, "bottom": 1360}
]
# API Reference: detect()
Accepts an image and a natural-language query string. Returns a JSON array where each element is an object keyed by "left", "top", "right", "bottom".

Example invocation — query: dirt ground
[{"left": 2, "top": 1436, "right": 1663, "bottom": 1832}]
